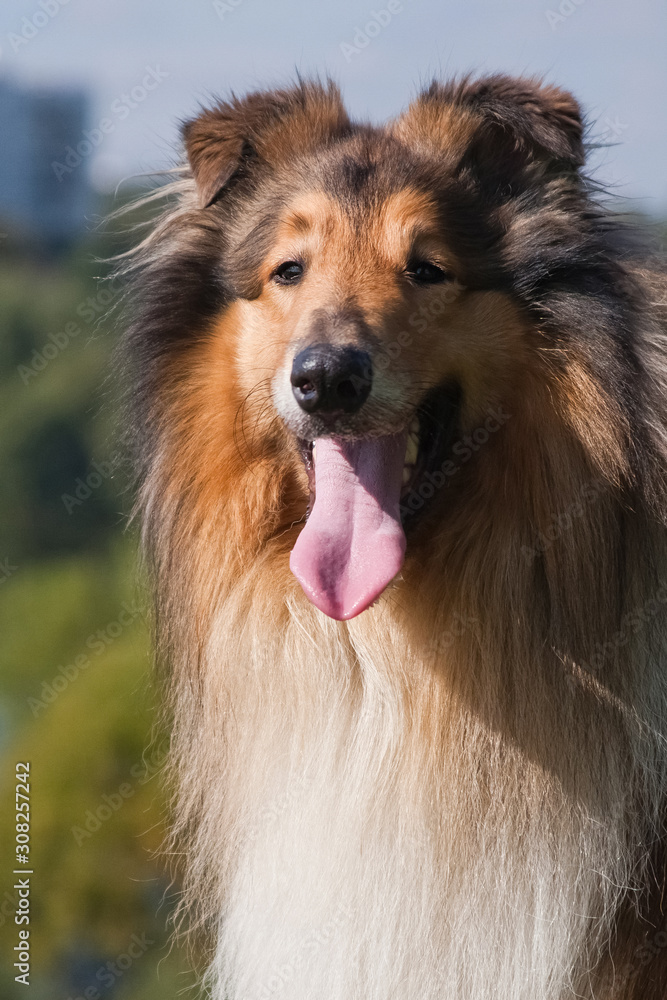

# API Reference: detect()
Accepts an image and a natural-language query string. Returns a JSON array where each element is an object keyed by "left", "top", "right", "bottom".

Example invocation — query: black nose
[{"left": 290, "top": 344, "right": 373, "bottom": 415}]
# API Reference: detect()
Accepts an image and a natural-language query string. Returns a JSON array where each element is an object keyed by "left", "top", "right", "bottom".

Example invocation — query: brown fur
[{"left": 120, "top": 76, "right": 667, "bottom": 999}]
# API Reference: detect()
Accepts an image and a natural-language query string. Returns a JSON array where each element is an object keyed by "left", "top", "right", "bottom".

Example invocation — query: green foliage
[{"left": 0, "top": 218, "right": 194, "bottom": 999}]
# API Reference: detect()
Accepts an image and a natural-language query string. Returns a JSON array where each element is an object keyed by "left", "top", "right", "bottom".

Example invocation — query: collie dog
[{"left": 121, "top": 75, "right": 667, "bottom": 998}]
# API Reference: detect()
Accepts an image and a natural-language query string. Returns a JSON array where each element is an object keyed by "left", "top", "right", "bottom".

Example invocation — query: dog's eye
[
  {"left": 273, "top": 260, "right": 304, "bottom": 284},
  {"left": 406, "top": 260, "right": 450, "bottom": 285}
]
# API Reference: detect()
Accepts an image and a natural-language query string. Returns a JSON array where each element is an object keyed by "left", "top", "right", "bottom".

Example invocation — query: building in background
[{"left": 0, "top": 77, "right": 89, "bottom": 249}]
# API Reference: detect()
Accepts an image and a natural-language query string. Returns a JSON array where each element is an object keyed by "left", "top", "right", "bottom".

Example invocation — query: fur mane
[{"left": 118, "top": 77, "right": 667, "bottom": 999}]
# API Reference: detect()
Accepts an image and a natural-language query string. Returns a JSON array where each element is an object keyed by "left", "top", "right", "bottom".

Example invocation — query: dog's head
[{"left": 133, "top": 77, "right": 636, "bottom": 621}]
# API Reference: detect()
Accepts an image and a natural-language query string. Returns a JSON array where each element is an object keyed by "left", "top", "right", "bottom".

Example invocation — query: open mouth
[
  {"left": 297, "top": 380, "right": 462, "bottom": 524},
  {"left": 290, "top": 381, "right": 461, "bottom": 620}
]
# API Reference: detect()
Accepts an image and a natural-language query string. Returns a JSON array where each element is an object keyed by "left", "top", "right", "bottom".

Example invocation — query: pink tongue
[{"left": 290, "top": 434, "right": 407, "bottom": 620}]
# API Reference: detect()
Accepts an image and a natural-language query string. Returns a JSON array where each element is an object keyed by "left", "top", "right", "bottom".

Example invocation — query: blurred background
[{"left": 0, "top": 1, "right": 664, "bottom": 998}]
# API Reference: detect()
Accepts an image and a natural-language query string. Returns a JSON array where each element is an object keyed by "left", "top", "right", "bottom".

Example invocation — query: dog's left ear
[
  {"left": 394, "top": 74, "right": 585, "bottom": 175},
  {"left": 183, "top": 80, "right": 350, "bottom": 208}
]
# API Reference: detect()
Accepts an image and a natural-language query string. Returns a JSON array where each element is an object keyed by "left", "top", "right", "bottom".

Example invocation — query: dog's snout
[{"left": 290, "top": 344, "right": 373, "bottom": 415}]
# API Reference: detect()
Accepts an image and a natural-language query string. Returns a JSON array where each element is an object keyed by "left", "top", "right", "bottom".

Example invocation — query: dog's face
[
  {"left": 230, "top": 180, "right": 527, "bottom": 433},
  {"left": 172, "top": 78, "right": 586, "bottom": 619},
  {"left": 245, "top": 186, "right": 463, "bottom": 440}
]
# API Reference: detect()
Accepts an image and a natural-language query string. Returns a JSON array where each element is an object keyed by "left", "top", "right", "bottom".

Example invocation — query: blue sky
[{"left": 1, "top": 0, "right": 666, "bottom": 212}]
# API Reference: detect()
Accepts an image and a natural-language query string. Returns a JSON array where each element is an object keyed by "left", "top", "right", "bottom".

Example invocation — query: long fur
[{"left": 118, "top": 76, "right": 667, "bottom": 998}]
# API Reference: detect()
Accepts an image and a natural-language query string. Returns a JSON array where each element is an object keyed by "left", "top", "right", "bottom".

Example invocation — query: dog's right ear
[{"left": 183, "top": 80, "right": 350, "bottom": 208}]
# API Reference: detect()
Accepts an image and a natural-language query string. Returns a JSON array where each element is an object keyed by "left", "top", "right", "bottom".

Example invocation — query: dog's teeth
[
  {"left": 404, "top": 433, "right": 419, "bottom": 466},
  {"left": 402, "top": 466, "right": 412, "bottom": 485},
  {"left": 409, "top": 417, "right": 420, "bottom": 436}
]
